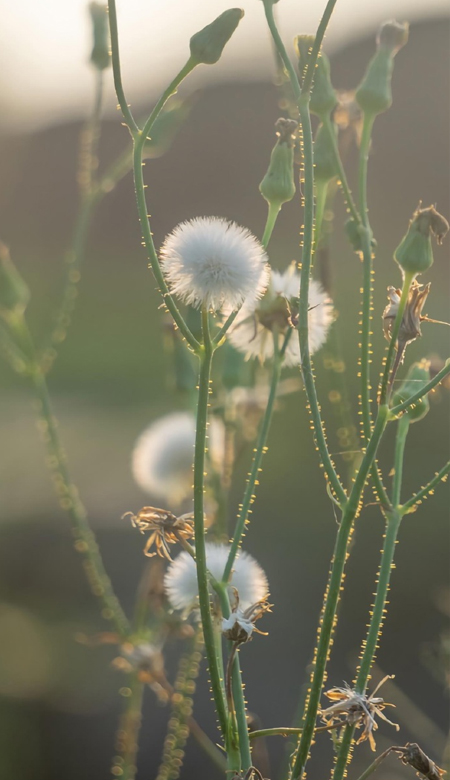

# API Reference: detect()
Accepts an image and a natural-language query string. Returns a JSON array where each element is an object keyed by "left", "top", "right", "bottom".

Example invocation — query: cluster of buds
[
  {"left": 320, "top": 676, "right": 399, "bottom": 751},
  {"left": 124, "top": 506, "right": 195, "bottom": 560}
]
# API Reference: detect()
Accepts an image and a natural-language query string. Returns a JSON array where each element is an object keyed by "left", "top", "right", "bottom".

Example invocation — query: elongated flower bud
[
  {"left": 395, "top": 204, "right": 449, "bottom": 277},
  {"left": 295, "top": 35, "right": 337, "bottom": 118},
  {"left": 314, "top": 122, "right": 337, "bottom": 183},
  {"left": 0, "top": 242, "right": 30, "bottom": 323},
  {"left": 189, "top": 8, "right": 244, "bottom": 65},
  {"left": 355, "top": 20, "right": 408, "bottom": 116},
  {"left": 259, "top": 118, "right": 298, "bottom": 208},
  {"left": 392, "top": 360, "right": 431, "bottom": 421},
  {"left": 88, "top": 3, "right": 110, "bottom": 71}
]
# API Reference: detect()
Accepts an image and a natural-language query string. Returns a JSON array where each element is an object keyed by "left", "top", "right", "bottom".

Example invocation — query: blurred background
[{"left": 0, "top": 1, "right": 449, "bottom": 778}]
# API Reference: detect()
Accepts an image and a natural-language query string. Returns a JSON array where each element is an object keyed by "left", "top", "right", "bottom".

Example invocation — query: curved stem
[
  {"left": 107, "top": 0, "right": 139, "bottom": 133},
  {"left": 16, "top": 317, "right": 129, "bottom": 636},
  {"left": 132, "top": 136, "right": 199, "bottom": 351},
  {"left": 301, "top": 0, "right": 339, "bottom": 95},
  {"left": 390, "top": 361, "right": 450, "bottom": 417},
  {"left": 401, "top": 460, "right": 450, "bottom": 514},
  {"left": 193, "top": 310, "right": 228, "bottom": 740},
  {"left": 262, "top": 202, "right": 281, "bottom": 249},
  {"left": 140, "top": 58, "right": 197, "bottom": 143}
]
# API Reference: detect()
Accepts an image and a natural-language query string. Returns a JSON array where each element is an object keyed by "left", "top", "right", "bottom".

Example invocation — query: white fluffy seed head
[
  {"left": 164, "top": 543, "right": 269, "bottom": 613},
  {"left": 227, "top": 265, "right": 333, "bottom": 366},
  {"left": 160, "top": 217, "right": 270, "bottom": 311},
  {"left": 131, "top": 412, "right": 224, "bottom": 506}
]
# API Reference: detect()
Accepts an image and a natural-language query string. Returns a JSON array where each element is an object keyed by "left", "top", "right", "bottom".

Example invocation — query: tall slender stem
[
  {"left": 332, "top": 416, "right": 409, "bottom": 780},
  {"left": 193, "top": 310, "right": 228, "bottom": 740},
  {"left": 390, "top": 361, "right": 450, "bottom": 417},
  {"left": 401, "top": 460, "right": 450, "bottom": 514},
  {"left": 291, "top": 407, "right": 389, "bottom": 779},
  {"left": 15, "top": 317, "right": 129, "bottom": 636},
  {"left": 112, "top": 674, "right": 144, "bottom": 780},
  {"left": 108, "top": 0, "right": 139, "bottom": 133},
  {"left": 323, "top": 114, "right": 359, "bottom": 224}
]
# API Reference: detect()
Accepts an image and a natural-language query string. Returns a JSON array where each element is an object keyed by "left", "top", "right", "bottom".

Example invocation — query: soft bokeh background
[{"left": 0, "top": 1, "right": 449, "bottom": 779}]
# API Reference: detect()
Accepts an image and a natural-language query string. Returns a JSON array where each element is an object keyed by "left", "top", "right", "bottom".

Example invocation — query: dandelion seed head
[
  {"left": 228, "top": 264, "right": 333, "bottom": 366},
  {"left": 164, "top": 543, "right": 269, "bottom": 613},
  {"left": 160, "top": 217, "right": 269, "bottom": 310},
  {"left": 131, "top": 412, "right": 224, "bottom": 506}
]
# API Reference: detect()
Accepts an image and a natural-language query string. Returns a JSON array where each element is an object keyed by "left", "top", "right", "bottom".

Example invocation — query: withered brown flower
[
  {"left": 383, "top": 281, "right": 431, "bottom": 350},
  {"left": 320, "top": 675, "right": 399, "bottom": 751},
  {"left": 222, "top": 595, "right": 272, "bottom": 644},
  {"left": 124, "top": 506, "right": 195, "bottom": 560}
]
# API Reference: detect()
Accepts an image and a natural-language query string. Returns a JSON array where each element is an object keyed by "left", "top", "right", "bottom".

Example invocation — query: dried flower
[
  {"left": 131, "top": 412, "right": 225, "bottom": 506},
  {"left": 398, "top": 743, "right": 445, "bottom": 780},
  {"left": 164, "top": 543, "right": 269, "bottom": 614},
  {"left": 334, "top": 90, "right": 363, "bottom": 147},
  {"left": 112, "top": 640, "right": 169, "bottom": 697},
  {"left": 227, "top": 264, "right": 333, "bottom": 366},
  {"left": 124, "top": 506, "right": 195, "bottom": 560},
  {"left": 222, "top": 597, "right": 272, "bottom": 644},
  {"left": 320, "top": 675, "right": 399, "bottom": 751},
  {"left": 383, "top": 281, "right": 431, "bottom": 350},
  {"left": 160, "top": 217, "right": 269, "bottom": 311}
]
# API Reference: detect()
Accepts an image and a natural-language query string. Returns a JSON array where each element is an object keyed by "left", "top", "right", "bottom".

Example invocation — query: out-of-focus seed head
[{"left": 189, "top": 9, "right": 244, "bottom": 65}]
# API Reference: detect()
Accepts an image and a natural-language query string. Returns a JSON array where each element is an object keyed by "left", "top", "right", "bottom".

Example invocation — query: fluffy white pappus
[
  {"left": 164, "top": 543, "right": 269, "bottom": 613},
  {"left": 132, "top": 412, "right": 224, "bottom": 506},
  {"left": 160, "top": 217, "right": 270, "bottom": 311},
  {"left": 228, "top": 265, "right": 333, "bottom": 366}
]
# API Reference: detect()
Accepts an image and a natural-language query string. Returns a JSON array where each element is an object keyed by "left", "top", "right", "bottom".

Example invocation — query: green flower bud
[
  {"left": 189, "top": 8, "right": 244, "bottom": 66},
  {"left": 392, "top": 360, "right": 431, "bottom": 421},
  {"left": 344, "top": 218, "right": 377, "bottom": 254},
  {"left": 294, "top": 35, "right": 337, "bottom": 118},
  {"left": 314, "top": 122, "right": 337, "bottom": 183},
  {"left": 259, "top": 118, "right": 298, "bottom": 208},
  {"left": 394, "top": 204, "right": 449, "bottom": 277},
  {"left": 0, "top": 242, "right": 30, "bottom": 322},
  {"left": 355, "top": 20, "right": 408, "bottom": 116},
  {"left": 88, "top": 3, "right": 111, "bottom": 71}
]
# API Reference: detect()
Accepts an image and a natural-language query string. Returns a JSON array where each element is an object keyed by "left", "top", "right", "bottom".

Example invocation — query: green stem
[
  {"left": 353, "top": 747, "right": 401, "bottom": 780},
  {"left": 222, "top": 330, "right": 288, "bottom": 584},
  {"left": 401, "top": 460, "right": 450, "bottom": 514},
  {"left": 262, "top": 202, "right": 281, "bottom": 249},
  {"left": 193, "top": 310, "right": 228, "bottom": 740},
  {"left": 132, "top": 135, "right": 199, "bottom": 351},
  {"left": 263, "top": 1, "right": 346, "bottom": 507},
  {"left": 301, "top": 0, "right": 339, "bottom": 95},
  {"left": 291, "top": 407, "right": 390, "bottom": 780},
  {"left": 140, "top": 58, "right": 197, "bottom": 144},
  {"left": 313, "top": 179, "right": 329, "bottom": 257},
  {"left": 390, "top": 361, "right": 450, "bottom": 417},
  {"left": 19, "top": 320, "right": 129, "bottom": 636},
  {"left": 379, "top": 271, "right": 415, "bottom": 406},
  {"left": 323, "top": 113, "right": 359, "bottom": 224},
  {"left": 108, "top": 0, "right": 139, "bottom": 133},
  {"left": 111, "top": 674, "right": 144, "bottom": 780},
  {"left": 332, "top": 418, "right": 409, "bottom": 780}
]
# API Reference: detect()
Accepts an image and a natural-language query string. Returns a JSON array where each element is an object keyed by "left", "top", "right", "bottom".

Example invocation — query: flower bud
[
  {"left": 189, "top": 8, "right": 244, "bottom": 66},
  {"left": 355, "top": 20, "right": 408, "bottom": 116},
  {"left": 344, "top": 218, "right": 377, "bottom": 254},
  {"left": 314, "top": 122, "right": 337, "bottom": 183},
  {"left": 392, "top": 360, "right": 431, "bottom": 421},
  {"left": 259, "top": 118, "right": 298, "bottom": 208},
  {"left": 88, "top": 3, "right": 111, "bottom": 71},
  {"left": 0, "top": 242, "right": 30, "bottom": 322},
  {"left": 394, "top": 204, "right": 449, "bottom": 277},
  {"left": 295, "top": 35, "right": 337, "bottom": 118}
]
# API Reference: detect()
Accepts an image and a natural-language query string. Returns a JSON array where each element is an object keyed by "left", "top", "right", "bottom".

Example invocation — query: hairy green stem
[
  {"left": 379, "top": 271, "right": 415, "bottom": 406},
  {"left": 16, "top": 318, "right": 129, "bottom": 636},
  {"left": 390, "top": 361, "right": 450, "bottom": 416},
  {"left": 291, "top": 407, "right": 389, "bottom": 779},
  {"left": 323, "top": 114, "right": 359, "bottom": 224},
  {"left": 353, "top": 747, "right": 401, "bottom": 780},
  {"left": 222, "top": 330, "right": 290, "bottom": 584},
  {"left": 112, "top": 674, "right": 144, "bottom": 780},
  {"left": 193, "top": 310, "right": 228, "bottom": 740},
  {"left": 313, "top": 179, "right": 329, "bottom": 257},
  {"left": 401, "top": 460, "right": 450, "bottom": 514},
  {"left": 108, "top": 0, "right": 139, "bottom": 133}
]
